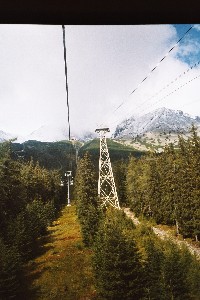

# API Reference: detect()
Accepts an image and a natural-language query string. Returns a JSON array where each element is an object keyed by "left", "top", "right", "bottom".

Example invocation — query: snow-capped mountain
[
  {"left": 16, "top": 125, "right": 97, "bottom": 143},
  {"left": 17, "top": 124, "right": 69, "bottom": 143},
  {"left": 2, "top": 107, "right": 199, "bottom": 144},
  {"left": 0, "top": 130, "right": 17, "bottom": 142},
  {"left": 113, "top": 107, "right": 200, "bottom": 139},
  {"left": 77, "top": 131, "right": 97, "bottom": 142}
]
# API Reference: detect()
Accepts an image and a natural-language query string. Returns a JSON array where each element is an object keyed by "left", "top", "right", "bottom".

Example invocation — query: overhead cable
[
  {"left": 139, "top": 72, "right": 200, "bottom": 115},
  {"left": 107, "top": 61, "right": 199, "bottom": 129},
  {"left": 62, "top": 25, "right": 71, "bottom": 140},
  {"left": 129, "top": 25, "right": 194, "bottom": 96},
  {"left": 108, "top": 70, "right": 200, "bottom": 130},
  {"left": 101, "top": 25, "right": 194, "bottom": 125},
  {"left": 133, "top": 60, "right": 200, "bottom": 114}
]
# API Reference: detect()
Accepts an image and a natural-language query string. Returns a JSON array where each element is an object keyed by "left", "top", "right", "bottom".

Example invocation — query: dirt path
[{"left": 124, "top": 207, "right": 200, "bottom": 259}]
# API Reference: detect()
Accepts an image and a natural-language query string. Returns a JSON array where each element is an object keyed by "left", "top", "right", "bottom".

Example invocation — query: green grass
[{"left": 24, "top": 205, "right": 96, "bottom": 300}]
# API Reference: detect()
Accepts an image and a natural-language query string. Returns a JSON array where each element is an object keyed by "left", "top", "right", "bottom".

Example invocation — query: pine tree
[
  {"left": 187, "top": 254, "right": 200, "bottom": 298},
  {"left": 112, "top": 160, "right": 128, "bottom": 206},
  {"left": 146, "top": 154, "right": 162, "bottom": 222},
  {"left": 74, "top": 152, "right": 101, "bottom": 246},
  {"left": 127, "top": 156, "right": 149, "bottom": 217},
  {"left": 162, "top": 242, "right": 190, "bottom": 300},
  {"left": 0, "top": 238, "right": 21, "bottom": 299},
  {"left": 0, "top": 146, "right": 27, "bottom": 240},
  {"left": 126, "top": 127, "right": 200, "bottom": 240},
  {"left": 144, "top": 238, "right": 166, "bottom": 299},
  {"left": 187, "top": 125, "right": 200, "bottom": 241},
  {"left": 93, "top": 208, "right": 144, "bottom": 299},
  {"left": 176, "top": 127, "right": 200, "bottom": 239}
]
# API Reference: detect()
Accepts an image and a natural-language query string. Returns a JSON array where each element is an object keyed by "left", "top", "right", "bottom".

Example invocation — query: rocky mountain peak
[{"left": 113, "top": 107, "right": 200, "bottom": 139}]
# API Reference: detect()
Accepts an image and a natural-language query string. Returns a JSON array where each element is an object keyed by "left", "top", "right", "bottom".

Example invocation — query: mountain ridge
[
  {"left": 113, "top": 107, "right": 200, "bottom": 139},
  {"left": 0, "top": 130, "right": 17, "bottom": 142},
  {"left": 1, "top": 108, "right": 200, "bottom": 144}
]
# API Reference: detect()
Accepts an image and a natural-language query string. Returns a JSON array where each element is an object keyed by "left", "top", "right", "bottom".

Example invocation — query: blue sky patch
[{"left": 173, "top": 24, "right": 200, "bottom": 65}]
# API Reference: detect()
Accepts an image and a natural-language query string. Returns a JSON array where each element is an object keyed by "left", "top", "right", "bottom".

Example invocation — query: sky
[{"left": 0, "top": 24, "right": 200, "bottom": 137}]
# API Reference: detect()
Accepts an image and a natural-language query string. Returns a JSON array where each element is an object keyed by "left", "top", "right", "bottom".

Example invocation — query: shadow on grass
[
  {"left": 18, "top": 263, "right": 42, "bottom": 300},
  {"left": 34, "top": 232, "right": 56, "bottom": 256},
  {"left": 18, "top": 232, "right": 56, "bottom": 299}
]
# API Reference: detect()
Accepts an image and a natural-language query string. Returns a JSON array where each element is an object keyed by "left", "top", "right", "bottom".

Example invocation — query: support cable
[
  {"left": 133, "top": 60, "right": 200, "bottom": 114},
  {"left": 108, "top": 70, "right": 200, "bottom": 130},
  {"left": 100, "top": 25, "right": 194, "bottom": 127},
  {"left": 62, "top": 25, "right": 71, "bottom": 141},
  {"left": 139, "top": 72, "right": 200, "bottom": 116},
  {"left": 129, "top": 25, "right": 194, "bottom": 96}
]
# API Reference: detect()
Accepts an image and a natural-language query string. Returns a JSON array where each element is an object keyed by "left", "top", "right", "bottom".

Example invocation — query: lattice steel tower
[{"left": 95, "top": 128, "right": 120, "bottom": 209}]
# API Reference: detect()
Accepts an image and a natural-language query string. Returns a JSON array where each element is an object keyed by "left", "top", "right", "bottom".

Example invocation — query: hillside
[
  {"left": 11, "top": 140, "right": 77, "bottom": 172},
  {"left": 0, "top": 130, "right": 200, "bottom": 299},
  {"left": 78, "top": 138, "right": 146, "bottom": 163},
  {"left": 9, "top": 138, "right": 144, "bottom": 172}
]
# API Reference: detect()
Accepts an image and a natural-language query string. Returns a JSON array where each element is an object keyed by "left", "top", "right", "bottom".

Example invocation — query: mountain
[
  {"left": 15, "top": 124, "right": 97, "bottom": 143},
  {"left": 77, "top": 131, "right": 97, "bottom": 142},
  {"left": 12, "top": 140, "right": 75, "bottom": 171},
  {"left": 113, "top": 107, "right": 200, "bottom": 139},
  {"left": 17, "top": 124, "right": 69, "bottom": 143},
  {"left": 0, "top": 130, "right": 17, "bottom": 142},
  {"left": 79, "top": 138, "right": 145, "bottom": 168},
  {"left": 2, "top": 108, "right": 199, "bottom": 146}
]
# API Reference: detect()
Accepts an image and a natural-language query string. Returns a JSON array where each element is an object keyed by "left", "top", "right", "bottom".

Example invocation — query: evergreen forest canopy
[
  {"left": 0, "top": 125, "right": 200, "bottom": 299},
  {"left": 79, "top": 138, "right": 145, "bottom": 164},
  {"left": 0, "top": 141, "right": 66, "bottom": 298},
  {"left": 74, "top": 129, "right": 200, "bottom": 299},
  {"left": 77, "top": 125, "right": 200, "bottom": 241},
  {"left": 127, "top": 125, "right": 200, "bottom": 241},
  {"left": 11, "top": 140, "right": 76, "bottom": 172},
  {"left": 10, "top": 138, "right": 144, "bottom": 174},
  {"left": 0, "top": 137, "right": 142, "bottom": 298}
]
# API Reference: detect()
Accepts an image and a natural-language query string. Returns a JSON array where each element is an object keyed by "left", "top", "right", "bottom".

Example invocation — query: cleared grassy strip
[{"left": 26, "top": 205, "right": 96, "bottom": 300}]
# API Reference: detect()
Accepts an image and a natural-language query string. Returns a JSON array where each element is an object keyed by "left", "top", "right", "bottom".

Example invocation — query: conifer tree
[
  {"left": 127, "top": 156, "right": 149, "bottom": 216},
  {"left": 146, "top": 154, "right": 162, "bottom": 221},
  {"left": 126, "top": 126, "right": 200, "bottom": 240},
  {"left": 176, "top": 127, "right": 200, "bottom": 239},
  {"left": 93, "top": 208, "right": 144, "bottom": 299},
  {"left": 143, "top": 236, "right": 199, "bottom": 299},
  {"left": 0, "top": 152, "right": 27, "bottom": 221},
  {"left": 0, "top": 238, "right": 21, "bottom": 299},
  {"left": 187, "top": 254, "right": 200, "bottom": 298},
  {"left": 144, "top": 238, "right": 166, "bottom": 299},
  {"left": 162, "top": 242, "right": 190, "bottom": 299},
  {"left": 74, "top": 152, "right": 101, "bottom": 246},
  {"left": 112, "top": 160, "right": 128, "bottom": 206}
]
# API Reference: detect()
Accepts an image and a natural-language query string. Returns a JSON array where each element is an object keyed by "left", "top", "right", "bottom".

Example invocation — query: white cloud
[
  {"left": 0, "top": 24, "right": 200, "bottom": 136},
  {"left": 177, "top": 39, "right": 200, "bottom": 59},
  {"left": 194, "top": 24, "right": 200, "bottom": 31}
]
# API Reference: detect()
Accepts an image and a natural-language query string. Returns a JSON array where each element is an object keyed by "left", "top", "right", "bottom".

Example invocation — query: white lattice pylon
[{"left": 95, "top": 128, "right": 120, "bottom": 209}]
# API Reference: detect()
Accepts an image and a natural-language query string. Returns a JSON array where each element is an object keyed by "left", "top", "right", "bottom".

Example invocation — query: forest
[
  {"left": 0, "top": 126, "right": 200, "bottom": 299},
  {"left": 75, "top": 148, "right": 200, "bottom": 299},
  {"left": 126, "top": 125, "right": 200, "bottom": 241},
  {"left": 0, "top": 141, "right": 66, "bottom": 298}
]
